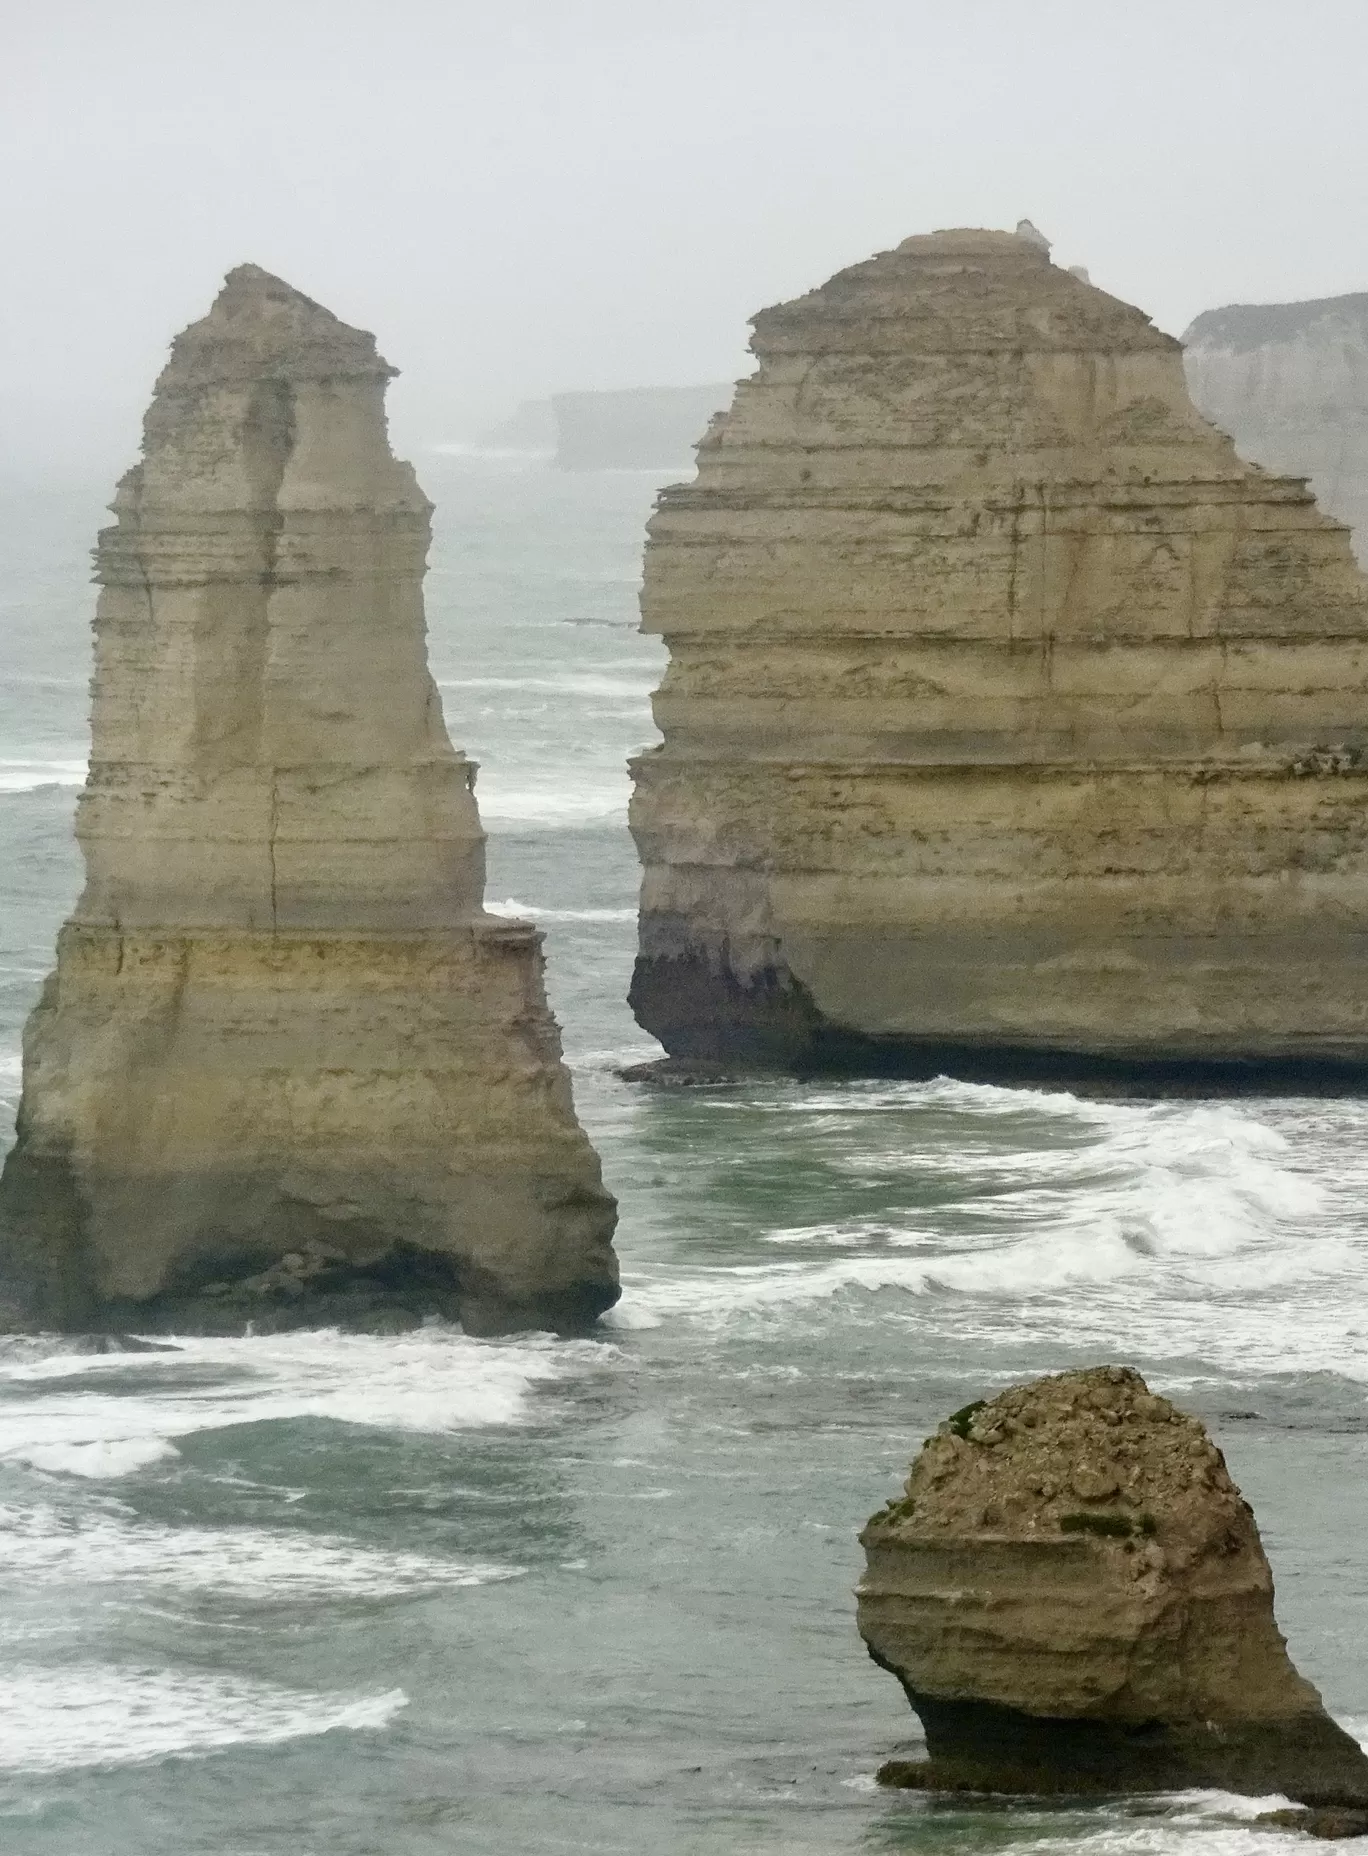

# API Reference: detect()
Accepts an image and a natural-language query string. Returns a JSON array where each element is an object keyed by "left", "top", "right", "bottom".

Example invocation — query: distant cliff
[
  {"left": 474, "top": 399, "right": 555, "bottom": 454},
  {"left": 1184, "top": 293, "right": 1368, "bottom": 565},
  {"left": 551, "top": 384, "right": 733, "bottom": 470}
]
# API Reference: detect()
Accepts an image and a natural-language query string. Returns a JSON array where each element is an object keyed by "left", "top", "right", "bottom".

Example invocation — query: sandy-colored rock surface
[
  {"left": 858, "top": 1367, "right": 1368, "bottom": 1800},
  {"left": 629, "top": 229, "right": 1368, "bottom": 1088},
  {"left": 0, "top": 266, "right": 618, "bottom": 1335},
  {"left": 1185, "top": 294, "right": 1368, "bottom": 567}
]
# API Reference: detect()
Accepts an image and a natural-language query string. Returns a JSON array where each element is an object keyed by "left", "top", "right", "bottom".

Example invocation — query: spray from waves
[
  {"left": 0, "top": 1501, "right": 519, "bottom": 1601},
  {"left": 486, "top": 897, "right": 636, "bottom": 924},
  {"left": 0, "top": 1328, "right": 611, "bottom": 1475},
  {"left": 0, "top": 1664, "right": 406, "bottom": 1773}
]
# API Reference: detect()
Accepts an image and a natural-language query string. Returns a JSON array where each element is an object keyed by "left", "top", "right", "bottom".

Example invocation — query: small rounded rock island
[{"left": 858, "top": 1367, "right": 1368, "bottom": 1806}]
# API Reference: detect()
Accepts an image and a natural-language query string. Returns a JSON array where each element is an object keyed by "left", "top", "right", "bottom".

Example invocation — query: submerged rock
[
  {"left": 1184, "top": 293, "right": 1368, "bottom": 567},
  {"left": 0, "top": 265, "right": 619, "bottom": 1337},
  {"left": 1261, "top": 1808, "right": 1368, "bottom": 1840},
  {"left": 629, "top": 227, "right": 1368, "bottom": 1089},
  {"left": 858, "top": 1367, "right": 1368, "bottom": 1801}
]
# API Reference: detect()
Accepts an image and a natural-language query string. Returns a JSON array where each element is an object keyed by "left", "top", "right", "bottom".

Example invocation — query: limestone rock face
[
  {"left": 0, "top": 266, "right": 619, "bottom": 1336},
  {"left": 858, "top": 1368, "right": 1368, "bottom": 1801},
  {"left": 629, "top": 229, "right": 1368, "bottom": 1088},
  {"left": 1184, "top": 295, "right": 1368, "bottom": 567}
]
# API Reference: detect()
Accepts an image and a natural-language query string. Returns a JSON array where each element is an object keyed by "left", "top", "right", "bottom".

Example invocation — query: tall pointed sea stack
[
  {"left": 630, "top": 229, "right": 1368, "bottom": 1087},
  {"left": 0, "top": 267, "right": 618, "bottom": 1334}
]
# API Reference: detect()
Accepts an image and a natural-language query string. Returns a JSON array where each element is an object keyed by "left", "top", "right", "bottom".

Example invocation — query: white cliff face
[
  {"left": 0, "top": 267, "right": 618, "bottom": 1335},
  {"left": 1184, "top": 294, "right": 1368, "bottom": 568},
  {"left": 629, "top": 230, "right": 1368, "bottom": 1087}
]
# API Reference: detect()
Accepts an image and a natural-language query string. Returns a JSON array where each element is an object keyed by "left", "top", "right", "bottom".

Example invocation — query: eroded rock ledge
[
  {"left": 858, "top": 1368, "right": 1368, "bottom": 1802},
  {"left": 0, "top": 266, "right": 619, "bottom": 1336},
  {"left": 629, "top": 226, "right": 1368, "bottom": 1088}
]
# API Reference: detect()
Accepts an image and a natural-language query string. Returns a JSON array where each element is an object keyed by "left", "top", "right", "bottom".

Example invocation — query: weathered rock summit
[
  {"left": 0, "top": 265, "right": 619, "bottom": 1335},
  {"left": 859, "top": 1367, "right": 1368, "bottom": 1801},
  {"left": 629, "top": 228, "right": 1368, "bottom": 1089},
  {"left": 1185, "top": 293, "right": 1368, "bottom": 567}
]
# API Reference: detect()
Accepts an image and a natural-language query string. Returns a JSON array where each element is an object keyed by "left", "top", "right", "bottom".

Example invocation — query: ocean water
[{"left": 1, "top": 455, "right": 1367, "bottom": 1854}]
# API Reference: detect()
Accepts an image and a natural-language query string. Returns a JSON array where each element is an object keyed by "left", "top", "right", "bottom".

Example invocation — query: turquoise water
[{"left": 0, "top": 456, "right": 1366, "bottom": 1854}]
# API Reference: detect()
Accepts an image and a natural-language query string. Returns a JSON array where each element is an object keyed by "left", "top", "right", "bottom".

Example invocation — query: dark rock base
[
  {"left": 876, "top": 1695, "right": 1368, "bottom": 1806},
  {"left": 0, "top": 1144, "right": 620, "bottom": 1339},
  {"left": 1260, "top": 1809, "right": 1368, "bottom": 1839},
  {"left": 629, "top": 951, "right": 1368, "bottom": 1097}
]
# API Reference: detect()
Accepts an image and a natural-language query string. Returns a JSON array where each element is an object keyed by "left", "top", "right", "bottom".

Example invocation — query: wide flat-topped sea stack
[
  {"left": 1184, "top": 292, "right": 1368, "bottom": 566},
  {"left": 629, "top": 227, "right": 1368, "bottom": 1089},
  {"left": 0, "top": 266, "right": 619, "bottom": 1335}
]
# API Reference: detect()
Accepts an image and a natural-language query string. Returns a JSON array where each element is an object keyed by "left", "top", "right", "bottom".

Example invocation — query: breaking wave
[
  {"left": 604, "top": 1081, "right": 1368, "bottom": 1379},
  {"left": 0, "top": 1664, "right": 407, "bottom": 1773},
  {"left": 0, "top": 1327, "right": 606, "bottom": 1476},
  {"left": 0, "top": 757, "right": 86, "bottom": 793},
  {"left": 486, "top": 897, "right": 636, "bottom": 923}
]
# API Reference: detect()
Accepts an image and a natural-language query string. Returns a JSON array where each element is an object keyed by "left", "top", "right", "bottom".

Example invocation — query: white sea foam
[
  {"left": 0, "top": 1664, "right": 406, "bottom": 1773},
  {"left": 0, "top": 757, "right": 86, "bottom": 792},
  {"left": 486, "top": 897, "right": 636, "bottom": 923},
  {"left": 1021, "top": 1810, "right": 1312, "bottom": 1856},
  {"left": 0, "top": 1327, "right": 598, "bottom": 1471},
  {"left": 16, "top": 1437, "right": 183, "bottom": 1479},
  {"left": 439, "top": 672, "right": 655, "bottom": 701},
  {"left": 0, "top": 1502, "right": 518, "bottom": 1601},
  {"left": 475, "top": 778, "right": 630, "bottom": 824},
  {"left": 0, "top": 1050, "right": 22, "bottom": 1123},
  {"left": 607, "top": 1081, "right": 1368, "bottom": 1379}
]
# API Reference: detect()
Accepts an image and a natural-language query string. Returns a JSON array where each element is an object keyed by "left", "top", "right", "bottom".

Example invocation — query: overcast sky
[{"left": 5, "top": 0, "right": 1367, "bottom": 473}]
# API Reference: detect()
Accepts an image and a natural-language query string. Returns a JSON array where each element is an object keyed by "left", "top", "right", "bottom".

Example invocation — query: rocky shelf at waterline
[{"left": 0, "top": 265, "right": 619, "bottom": 1338}]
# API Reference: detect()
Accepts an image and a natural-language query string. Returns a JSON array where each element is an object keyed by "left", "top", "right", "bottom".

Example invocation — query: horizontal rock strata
[
  {"left": 1184, "top": 293, "right": 1368, "bottom": 566},
  {"left": 0, "top": 265, "right": 618, "bottom": 1335},
  {"left": 858, "top": 1367, "right": 1368, "bottom": 1801},
  {"left": 629, "top": 229, "right": 1368, "bottom": 1088}
]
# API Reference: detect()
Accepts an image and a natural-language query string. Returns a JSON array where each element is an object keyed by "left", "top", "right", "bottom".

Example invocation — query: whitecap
[
  {"left": 0, "top": 1664, "right": 406, "bottom": 1773},
  {"left": 0, "top": 1327, "right": 594, "bottom": 1464},
  {"left": 0, "top": 758, "right": 86, "bottom": 793},
  {"left": 475, "top": 782, "right": 630, "bottom": 825},
  {"left": 604, "top": 1083, "right": 1368, "bottom": 1378},
  {"left": 439, "top": 672, "right": 656, "bottom": 700},
  {"left": 485, "top": 897, "right": 636, "bottom": 924},
  {"left": 0, "top": 1503, "right": 519, "bottom": 1601},
  {"left": 16, "top": 1437, "right": 182, "bottom": 1479}
]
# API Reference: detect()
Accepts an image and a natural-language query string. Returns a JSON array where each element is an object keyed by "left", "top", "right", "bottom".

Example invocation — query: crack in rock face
[{"left": 859, "top": 1365, "right": 1368, "bottom": 1803}]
